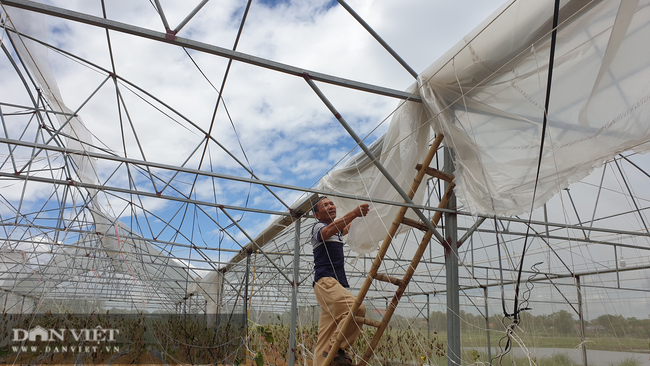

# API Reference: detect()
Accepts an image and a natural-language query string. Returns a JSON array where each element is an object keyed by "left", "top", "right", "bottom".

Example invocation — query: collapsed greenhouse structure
[{"left": 1, "top": 0, "right": 650, "bottom": 365}]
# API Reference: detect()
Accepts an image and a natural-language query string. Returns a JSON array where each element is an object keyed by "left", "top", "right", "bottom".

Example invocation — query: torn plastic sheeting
[{"left": 319, "top": 0, "right": 650, "bottom": 254}]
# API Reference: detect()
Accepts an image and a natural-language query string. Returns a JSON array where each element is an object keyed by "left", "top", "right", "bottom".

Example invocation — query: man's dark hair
[{"left": 311, "top": 196, "right": 327, "bottom": 213}]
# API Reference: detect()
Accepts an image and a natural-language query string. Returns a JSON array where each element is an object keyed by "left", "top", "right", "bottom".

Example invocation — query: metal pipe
[
  {"left": 0, "top": 105, "right": 18, "bottom": 173},
  {"left": 0, "top": 171, "right": 290, "bottom": 217},
  {"left": 219, "top": 207, "right": 293, "bottom": 284},
  {"left": 565, "top": 188, "right": 589, "bottom": 239},
  {"left": 0, "top": 102, "right": 70, "bottom": 115},
  {"left": 13, "top": 121, "right": 41, "bottom": 227},
  {"left": 3, "top": 24, "right": 294, "bottom": 211},
  {"left": 614, "top": 159, "right": 649, "bottom": 233},
  {"left": 3, "top": 137, "right": 650, "bottom": 241},
  {"left": 587, "top": 165, "right": 607, "bottom": 239},
  {"left": 576, "top": 276, "right": 588, "bottom": 366},
  {"left": 242, "top": 251, "right": 250, "bottom": 362},
  {"left": 5, "top": 222, "right": 650, "bottom": 279},
  {"left": 397, "top": 262, "right": 650, "bottom": 297},
  {"left": 173, "top": 0, "right": 209, "bottom": 33},
  {"left": 458, "top": 217, "right": 486, "bottom": 245},
  {"left": 426, "top": 293, "right": 430, "bottom": 339},
  {"left": 15, "top": 74, "right": 112, "bottom": 174},
  {"left": 614, "top": 244, "right": 620, "bottom": 288},
  {"left": 470, "top": 234, "right": 474, "bottom": 276},
  {"left": 0, "top": 137, "right": 445, "bottom": 214},
  {"left": 337, "top": 0, "right": 418, "bottom": 78},
  {"left": 466, "top": 226, "right": 650, "bottom": 251},
  {"left": 288, "top": 218, "right": 301, "bottom": 366},
  {"left": 484, "top": 286, "right": 492, "bottom": 365},
  {"left": 113, "top": 86, "right": 159, "bottom": 193},
  {"left": 2, "top": 0, "right": 421, "bottom": 102},
  {"left": 444, "top": 147, "right": 460, "bottom": 366},
  {"left": 544, "top": 204, "right": 551, "bottom": 272},
  {"left": 177, "top": 0, "right": 253, "bottom": 218},
  {"left": 152, "top": 0, "right": 171, "bottom": 31}
]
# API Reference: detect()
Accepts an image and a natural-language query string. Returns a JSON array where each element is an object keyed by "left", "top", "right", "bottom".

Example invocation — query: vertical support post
[
  {"left": 614, "top": 245, "right": 620, "bottom": 288},
  {"left": 289, "top": 218, "right": 302, "bottom": 366},
  {"left": 470, "top": 234, "right": 474, "bottom": 277},
  {"left": 427, "top": 293, "right": 431, "bottom": 340},
  {"left": 215, "top": 275, "right": 224, "bottom": 330},
  {"left": 428, "top": 180, "right": 433, "bottom": 261},
  {"left": 544, "top": 204, "right": 551, "bottom": 273},
  {"left": 483, "top": 286, "right": 492, "bottom": 365},
  {"left": 242, "top": 252, "right": 251, "bottom": 362},
  {"left": 576, "top": 276, "right": 588, "bottom": 366},
  {"left": 444, "top": 147, "right": 460, "bottom": 366}
]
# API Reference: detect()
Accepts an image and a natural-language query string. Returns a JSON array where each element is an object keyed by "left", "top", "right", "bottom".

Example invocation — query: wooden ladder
[{"left": 323, "top": 133, "right": 454, "bottom": 366}]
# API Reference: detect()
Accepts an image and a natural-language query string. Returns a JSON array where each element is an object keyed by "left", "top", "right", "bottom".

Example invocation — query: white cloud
[
  {"left": 4, "top": 0, "right": 507, "bottom": 259},
  {"left": 15, "top": 0, "right": 508, "bottom": 206}
]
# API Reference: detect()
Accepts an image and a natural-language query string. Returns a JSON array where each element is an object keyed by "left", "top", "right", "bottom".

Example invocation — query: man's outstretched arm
[{"left": 320, "top": 204, "right": 369, "bottom": 240}]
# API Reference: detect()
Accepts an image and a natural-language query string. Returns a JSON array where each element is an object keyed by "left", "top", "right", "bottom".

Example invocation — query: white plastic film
[{"left": 321, "top": 0, "right": 650, "bottom": 254}]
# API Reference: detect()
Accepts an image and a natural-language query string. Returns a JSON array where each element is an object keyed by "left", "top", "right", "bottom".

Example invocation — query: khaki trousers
[{"left": 313, "top": 277, "right": 366, "bottom": 366}]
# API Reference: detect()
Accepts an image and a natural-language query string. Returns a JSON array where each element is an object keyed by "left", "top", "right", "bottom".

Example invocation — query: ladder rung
[
  {"left": 415, "top": 164, "right": 454, "bottom": 182},
  {"left": 355, "top": 316, "right": 382, "bottom": 328},
  {"left": 401, "top": 217, "right": 429, "bottom": 232},
  {"left": 373, "top": 273, "right": 403, "bottom": 287}
]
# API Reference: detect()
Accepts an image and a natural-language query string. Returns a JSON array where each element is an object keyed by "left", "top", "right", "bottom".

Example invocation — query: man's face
[{"left": 314, "top": 198, "right": 337, "bottom": 223}]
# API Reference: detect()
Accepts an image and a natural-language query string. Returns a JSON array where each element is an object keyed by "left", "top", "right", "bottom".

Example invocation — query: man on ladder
[{"left": 311, "top": 196, "right": 369, "bottom": 366}]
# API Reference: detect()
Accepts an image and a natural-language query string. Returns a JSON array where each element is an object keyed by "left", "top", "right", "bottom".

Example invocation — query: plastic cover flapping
[
  {"left": 320, "top": 0, "right": 650, "bottom": 254},
  {"left": 318, "top": 85, "right": 430, "bottom": 255}
]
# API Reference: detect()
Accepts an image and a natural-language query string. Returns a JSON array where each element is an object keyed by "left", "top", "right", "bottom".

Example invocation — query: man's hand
[
  {"left": 340, "top": 204, "right": 370, "bottom": 236},
  {"left": 320, "top": 203, "right": 370, "bottom": 240},
  {"left": 354, "top": 204, "right": 370, "bottom": 218}
]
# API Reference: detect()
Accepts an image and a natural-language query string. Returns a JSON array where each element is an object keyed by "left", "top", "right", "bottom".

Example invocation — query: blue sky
[
  {"left": 3, "top": 0, "right": 650, "bottom": 321},
  {"left": 7, "top": 0, "right": 503, "bottom": 252},
  {"left": 0, "top": 0, "right": 512, "bottom": 283}
]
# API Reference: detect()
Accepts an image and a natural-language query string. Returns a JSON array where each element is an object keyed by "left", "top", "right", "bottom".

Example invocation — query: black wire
[
  {"left": 519, "top": 261, "right": 544, "bottom": 313},
  {"left": 511, "top": 0, "right": 561, "bottom": 323},
  {"left": 494, "top": 319, "right": 512, "bottom": 366},
  {"left": 492, "top": 261, "right": 542, "bottom": 366},
  {"left": 493, "top": 3, "right": 562, "bottom": 363}
]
